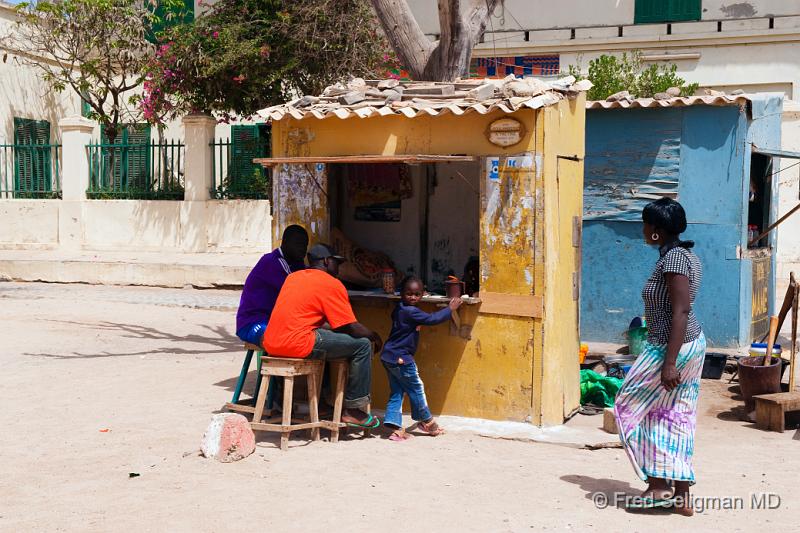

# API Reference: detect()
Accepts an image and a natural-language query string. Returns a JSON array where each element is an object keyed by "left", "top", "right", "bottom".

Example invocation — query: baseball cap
[{"left": 308, "top": 243, "right": 345, "bottom": 262}]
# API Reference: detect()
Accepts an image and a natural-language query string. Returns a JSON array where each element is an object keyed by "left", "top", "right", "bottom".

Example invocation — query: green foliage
[
  {"left": 2, "top": 0, "right": 183, "bottom": 141},
  {"left": 214, "top": 168, "right": 271, "bottom": 200},
  {"left": 144, "top": 0, "right": 388, "bottom": 120},
  {"left": 568, "top": 51, "right": 700, "bottom": 101}
]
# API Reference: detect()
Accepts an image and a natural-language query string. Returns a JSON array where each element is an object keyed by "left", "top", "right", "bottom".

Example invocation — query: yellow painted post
[{"left": 537, "top": 97, "right": 586, "bottom": 424}]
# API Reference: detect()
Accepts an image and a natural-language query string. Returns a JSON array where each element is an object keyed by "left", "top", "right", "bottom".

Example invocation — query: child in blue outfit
[{"left": 381, "top": 276, "right": 462, "bottom": 441}]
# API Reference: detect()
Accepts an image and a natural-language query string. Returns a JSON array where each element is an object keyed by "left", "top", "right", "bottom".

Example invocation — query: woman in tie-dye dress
[{"left": 614, "top": 198, "right": 705, "bottom": 516}]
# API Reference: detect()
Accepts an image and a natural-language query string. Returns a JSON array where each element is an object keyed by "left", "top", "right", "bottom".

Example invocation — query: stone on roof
[{"left": 257, "top": 76, "right": 592, "bottom": 121}]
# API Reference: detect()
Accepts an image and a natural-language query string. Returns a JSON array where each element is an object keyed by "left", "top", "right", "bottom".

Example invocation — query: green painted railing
[
  {"left": 0, "top": 143, "right": 61, "bottom": 199},
  {"left": 87, "top": 140, "right": 184, "bottom": 200},
  {"left": 210, "top": 138, "right": 271, "bottom": 200}
]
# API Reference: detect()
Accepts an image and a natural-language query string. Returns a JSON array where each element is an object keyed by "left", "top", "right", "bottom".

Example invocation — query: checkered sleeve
[{"left": 663, "top": 248, "right": 692, "bottom": 278}]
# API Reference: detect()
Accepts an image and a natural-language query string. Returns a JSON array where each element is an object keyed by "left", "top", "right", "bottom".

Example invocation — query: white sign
[
  {"left": 486, "top": 117, "right": 526, "bottom": 147},
  {"left": 486, "top": 155, "right": 535, "bottom": 181}
]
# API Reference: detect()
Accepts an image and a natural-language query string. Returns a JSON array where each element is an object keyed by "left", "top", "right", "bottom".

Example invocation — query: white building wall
[
  {"left": 0, "top": 3, "right": 81, "bottom": 143},
  {"left": 408, "top": 0, "right": 800, "bottom": 34},
  {"left": 407, "top": 0, "right": 800, "bottom": 281},
  {"left": 777, "top": 104, "right": 800, "bottom": 279},
  {"left": 702, "top": 0, "right": 799, "bottom": 19}
]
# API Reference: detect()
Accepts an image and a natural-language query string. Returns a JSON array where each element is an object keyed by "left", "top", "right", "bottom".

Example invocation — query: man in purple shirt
[{"left": 236, "top": 225, "right": 309, "bottom": 346}]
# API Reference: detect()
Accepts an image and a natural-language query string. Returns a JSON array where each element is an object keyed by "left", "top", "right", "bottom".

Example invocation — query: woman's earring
[{"left": 651, "top": 233, "right": 660, "bottom": 242}]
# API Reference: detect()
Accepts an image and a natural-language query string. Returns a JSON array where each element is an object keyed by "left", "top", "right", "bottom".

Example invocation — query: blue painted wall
[{"left": 581, "top": 98, "right": 782, "bottom": 348}]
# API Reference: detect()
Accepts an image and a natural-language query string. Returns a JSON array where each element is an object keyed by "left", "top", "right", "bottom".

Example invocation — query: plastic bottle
[{"left": 748, "top": 225, "right": 758, "bottom": 246}]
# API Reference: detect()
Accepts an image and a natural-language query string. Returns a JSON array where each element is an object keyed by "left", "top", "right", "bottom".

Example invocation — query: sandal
[
  {"left": 417, "top": 420, "right": 445, "bottom": 436},
  {"left": 388, "top": 430, "right": 412, "bottom": 442},
  {"left": 625, "top": 497, "right": 675, "bottom": 510},
  {"left": 345, "top": 413, "right": 381, "bottom": 429}
]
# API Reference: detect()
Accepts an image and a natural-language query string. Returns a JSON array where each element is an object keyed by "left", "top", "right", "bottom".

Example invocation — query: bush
[
  {"left": 568, "top": 51, "right": 699, "bottom": 101},
  {"left": 142, "top": 0, "right": 389, "bottom": 121}
]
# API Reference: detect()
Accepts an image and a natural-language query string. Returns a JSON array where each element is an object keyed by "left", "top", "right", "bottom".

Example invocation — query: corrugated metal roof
[
  {"left": 586, "top": 94, "right": 752, "bottom": 109},
  {"left": 257, "top": 77, "right": 592, "bottom": 122}
]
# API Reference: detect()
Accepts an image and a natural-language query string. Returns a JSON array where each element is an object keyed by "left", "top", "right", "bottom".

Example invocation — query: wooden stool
[
  {"left": 251, "top": 357, "right": 346, "bottom": 450},
  {"left": 327, "top": 359, "right": 372, "bottom": 440},
  {"left": 754, "top": 391, "right": 800, "bottom": 432},
  {"left": 225, "top": 343, "right": 271, "bottom": 416}
]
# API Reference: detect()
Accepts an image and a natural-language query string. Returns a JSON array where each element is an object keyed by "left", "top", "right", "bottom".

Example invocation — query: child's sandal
[
  {"left": 417, "top": 420, "right": 445, "bottom": 436},
  {"left": 389, "top": 430, "right": 412, "bottom": 442}
]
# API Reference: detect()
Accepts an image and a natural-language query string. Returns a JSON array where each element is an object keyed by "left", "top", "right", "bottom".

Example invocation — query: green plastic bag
[{"left": 580, "top": 369, "right": 623, "bottom": 408}]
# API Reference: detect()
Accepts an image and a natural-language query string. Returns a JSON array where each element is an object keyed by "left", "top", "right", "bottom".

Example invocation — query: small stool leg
[
  {"left": 265, "top": 376, "right": 277, "bottom": 417},
  {"left": 252, "top": 371, "right": 270, "bottom": 424},
  {"left": 231, "top": 349, "right": 254, "bottom": 404},
  {"left": 281, "top": 376, "right": 294, "bottom": 451},
  {"left": 251, "top": 351, "right": 264, "bottom": 405},
  {"left": 307, "top": 372, "right": 321, "bottom": 442},
  {"left": 331, "top": 362, "right": 347, "bottom": 443}
]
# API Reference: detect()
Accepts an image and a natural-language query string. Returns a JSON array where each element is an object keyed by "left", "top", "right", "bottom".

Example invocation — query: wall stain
[{"left": 720, "top": 2, "right": 757, "bottom": 18}]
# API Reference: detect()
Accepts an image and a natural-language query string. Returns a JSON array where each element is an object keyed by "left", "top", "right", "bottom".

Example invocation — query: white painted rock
[{"left": 201, "top": 413, "right": 255, "bottom": 463}]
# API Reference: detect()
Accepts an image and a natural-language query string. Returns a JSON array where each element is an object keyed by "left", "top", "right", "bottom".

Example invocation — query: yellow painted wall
[
  {"left": 538, "top": 97, "right": 586, "bottom": 425},
  {"left": 271, "top": 109, "right": 537, "bottom": 158},
  {"left": 354, "top": 298, "right": 536, "bottom": 420},
  {"left": 268, "top": 99, "right": 585, "bottom": 424}
]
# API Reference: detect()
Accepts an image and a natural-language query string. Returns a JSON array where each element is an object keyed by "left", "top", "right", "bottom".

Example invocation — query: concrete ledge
[{"left": 0, "top": 250, "right": 262, "bottom": 288}]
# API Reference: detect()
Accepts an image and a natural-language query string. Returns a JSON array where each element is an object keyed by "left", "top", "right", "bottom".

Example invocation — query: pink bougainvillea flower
[{"left": 212, "top": 31, "right": 219, "bottom": 38}]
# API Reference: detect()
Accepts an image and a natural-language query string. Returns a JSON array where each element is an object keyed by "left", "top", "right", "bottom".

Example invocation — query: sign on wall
[
  {"left": 486, "top": 118, "right": 525, "bottom": 148},
  {"left": 386, "top": 55, "right": 561, "bottom": 81},
  {"left": 471, "top": 55, "right": 560, "bottom": 78}
]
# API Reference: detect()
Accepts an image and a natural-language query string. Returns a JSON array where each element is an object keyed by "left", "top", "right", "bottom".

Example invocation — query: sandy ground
[{"left": 1, "top": 282, "right": 798, "bottom": 532}]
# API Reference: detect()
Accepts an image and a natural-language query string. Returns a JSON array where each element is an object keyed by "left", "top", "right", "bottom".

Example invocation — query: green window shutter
[
  {"left": 148, "top": 0, "right": 195, "bottom": 43},
  {"left": 13, "top": 117, "right": 51, "bottom": 195},
  {"left": 124, "top": 124, "right": 152, "bottom": 191},
  {"left": 100, "top": 125, "right": 125, "bottom": 189},
  {"left": 33, "top": 119, "right": 52, "bottom": 193},
  {"left": 635, "top": 0, "right": 701, "bottom": 23},
  {"left": 100, "top": 124, "right": 151, "bottom": 191},
  {"left": 81, "top": 95, "right": 92, "bottom": 118},
  {"left": 669, "top": 0, "right": 702, "bottom": 22},
  {"left": 230, "top": 124, "right": 268, "bottom": 189}
]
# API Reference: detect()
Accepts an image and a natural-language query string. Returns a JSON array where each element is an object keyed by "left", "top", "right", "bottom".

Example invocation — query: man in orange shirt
[{"left": 264, "top": 244, "right": 383, "bottom": 429}]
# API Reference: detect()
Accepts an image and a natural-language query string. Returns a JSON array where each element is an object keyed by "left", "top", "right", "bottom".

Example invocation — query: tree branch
[
  {"left": 465, "top": 0, "right": 501, "bottom": 45},
  {"left": 438, "top": 0, "right": 464, "bottom": 50},
  {"left": 371, "top": 0, "right": 502, "bottom": 81},
  {"left": 369, "top": 0, "right": 435, "bottom": 79}
]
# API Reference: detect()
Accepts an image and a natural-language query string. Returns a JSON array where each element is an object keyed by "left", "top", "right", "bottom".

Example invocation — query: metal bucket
[{"left": 737, "top": 356, "right": 782, "bottom": 410}]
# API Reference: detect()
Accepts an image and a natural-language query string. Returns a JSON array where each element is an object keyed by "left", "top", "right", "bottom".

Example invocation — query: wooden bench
[{"left": 754, "top": 391, "right": 800, "bottom": 432}]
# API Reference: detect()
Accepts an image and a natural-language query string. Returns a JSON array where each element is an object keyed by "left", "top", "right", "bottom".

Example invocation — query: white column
[
  {"left": 182, "top": 114, "right": 216, "bottom": 201},
  {"left": 180, "top": 114, "right": 216, "bottom": 252},
  {"left": 58, "top": 116, "right": 95, "bottom": 250},
  {"left": 59, "top": 116, "right": 95, "bottom": 201}
]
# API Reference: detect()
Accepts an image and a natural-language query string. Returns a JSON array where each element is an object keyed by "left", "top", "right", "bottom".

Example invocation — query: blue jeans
[
  {"left": 382, "top": 361, "right": 432, "bottom": 428},
  {"left": 308, "top": 329, "right": 373, "bottom": 410}
]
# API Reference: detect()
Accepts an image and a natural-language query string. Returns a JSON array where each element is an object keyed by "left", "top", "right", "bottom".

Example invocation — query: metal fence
[
  {"left": 210, "top": 138, "right": 271, "bottom": 199},
  {"left": 0, "top": 143, "right": 62, "bottom": 199},
  {"left": 87, "top": 140, "right": 184, "bottom": 200}
]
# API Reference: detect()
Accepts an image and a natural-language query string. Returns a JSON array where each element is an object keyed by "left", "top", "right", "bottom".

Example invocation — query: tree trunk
[{"left": 370, "top": 0, "right": 501, "bottom": 82}]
